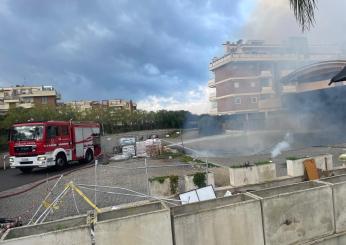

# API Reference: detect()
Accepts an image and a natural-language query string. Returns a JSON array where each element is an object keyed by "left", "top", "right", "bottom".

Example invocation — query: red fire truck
[{"left": 8, "top": 121, "right": 101, "bottom": 173}]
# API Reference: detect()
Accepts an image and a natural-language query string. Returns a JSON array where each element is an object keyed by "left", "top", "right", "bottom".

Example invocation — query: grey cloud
[{"left": 0, "top": 0, "right": 245, "bottom": 102}]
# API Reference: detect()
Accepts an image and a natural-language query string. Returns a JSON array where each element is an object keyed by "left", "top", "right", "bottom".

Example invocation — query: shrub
[{"left": 193, "top": 172, "right": 207, "bottom": 188}]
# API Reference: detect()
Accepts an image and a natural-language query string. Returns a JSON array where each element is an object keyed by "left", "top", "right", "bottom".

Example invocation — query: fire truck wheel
[
  {"left": 84, "top": 149, "right": 94, "bottom": 163},
  {"left": 19, "top": 167, "right": 33, "bottom": 173},
  {"left": 55, "top": 153, "right": 67, "bottom": 168}
]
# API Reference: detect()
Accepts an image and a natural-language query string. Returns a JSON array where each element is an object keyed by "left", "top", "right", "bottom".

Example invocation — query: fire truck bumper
[{"left": 9, "top": 155, "right": 56, "bottom": 168}]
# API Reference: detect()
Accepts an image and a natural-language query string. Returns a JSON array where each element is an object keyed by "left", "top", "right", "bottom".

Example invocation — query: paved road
[
  {"left": 0, "top": 162, "right": 91, "bottom": 192},
  {"left": 0, "top": 129, "right": 177, "bottom": 192}
]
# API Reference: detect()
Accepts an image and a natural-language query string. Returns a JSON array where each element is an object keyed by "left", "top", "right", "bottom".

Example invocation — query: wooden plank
[{"left": 304, "top": 159, "right": 320, "bottom": 180}]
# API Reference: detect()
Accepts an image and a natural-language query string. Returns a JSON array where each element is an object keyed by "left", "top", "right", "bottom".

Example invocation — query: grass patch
[
  {"left": 286, "top": 156, "right": 300, "bottom": 161},
  {"left": 231, "top": 160, "right": 272, "bottom": 168},
  {"left": 157, "top": 151, "right": 220, "bottom": 168},
  {"left": 254, "top": 160, "right": 272, "bottom": 166},
  {"left": 179, "top": 155, "right": 194, "bottom": 163},
  {"left": 166, "top": 130, "right": 181, "bottom": 139},
  {"left": 149, "top": 176, "right": 168, "bottom": 183},
  {"left": 230, "top": 164, "right": 248, "bottom": 168}
]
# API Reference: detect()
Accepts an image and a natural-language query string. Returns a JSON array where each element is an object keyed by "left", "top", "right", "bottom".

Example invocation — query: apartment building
[
  {"left": 65, "top": 99, "right": 137, "bottom": 112},
  {"left": 0, "top": 85, "right": 60, "bottom": 115},
  {"left": 208, "top": 38, "right": 340, "bottom": 115}
]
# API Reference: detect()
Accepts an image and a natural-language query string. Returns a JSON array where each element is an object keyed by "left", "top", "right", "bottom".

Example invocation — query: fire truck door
[{"left": 75, "top": 127, "right": 84, "bottom": 158}]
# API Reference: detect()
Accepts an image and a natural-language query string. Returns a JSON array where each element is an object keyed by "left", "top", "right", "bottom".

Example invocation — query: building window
[
  {"left": 251, "top": 97, "right": 258, "bottom": 103},
  {"left": 235, "top": 97, "right": 241, "bottom": 104},
  {"left": 41, "top": 97, "right": 48, "bottom": 104},
  {"left": 234, "top": 82, "right": 239, "bottom": 88},
  {"left": 251, "top": 82, "right": 256, "bottom": 87}
]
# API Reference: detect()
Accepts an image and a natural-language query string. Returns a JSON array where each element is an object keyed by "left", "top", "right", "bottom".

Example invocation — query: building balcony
[
  {"left": 0, "top": 104, "right": 9, "bottom": 110},
  {"left": 209, "top": 91, "right": 216, "bottom": 101},
  {"left": 282, "top": 85, "right": 297, "bottom": 93},
  {"left": 260, "top": 70, "right": 272, "bottom": 77},
  {"left": 280, "top": 69, "right": 293, "bottom": 77},
  {"left": 17, "top": 103, "right": 34, "bottom": 109},
  {"left": 261, "top": 86, "right": 275, "bottom": 94},
  {"left": 209, "top": 53, "right": 338, "bottom": 71},
  {"left": 209, "top": 53, "right": 305, "bottom": 70},
  {"left": 20, "top": 90, "right": 59, "bottom": 98},
  {"left": 258, "top": 98, "right": 281, "bottom": 111},
  {"left": 208, "top": 78, "right": 215, "bottom": 88},
  {"left": 4, "top": 98, "right": 20, "bottom": 103}
]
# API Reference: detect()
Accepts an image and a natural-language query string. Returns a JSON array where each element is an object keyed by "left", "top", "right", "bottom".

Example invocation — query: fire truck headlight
[
  {"left": 9, "top": 157, "right": 14, "bottom": 163},
  {"left": 37, "top": 156, "right": 46, "bottom": 161}
]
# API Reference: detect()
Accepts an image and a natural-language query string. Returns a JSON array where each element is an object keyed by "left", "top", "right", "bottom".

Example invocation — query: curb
[{"left": 0, "top": 164, "right": 95, "bottom": 199}]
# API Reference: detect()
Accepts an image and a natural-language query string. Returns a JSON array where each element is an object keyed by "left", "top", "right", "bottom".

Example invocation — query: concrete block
[
  {"left": 184, "top": 172, "right": 215, "bottom": 191},
  {"left": 257, "top": 163, "right": 277, "bottom": 182},
  {"left": 0, "top": 215, "right": 91, "bottom": 245},
  {"left": 211, "top": 167, "right": 230, "bottom": 186},
  {"left": 252, "top": 181, "right": 334, "bottom": 245},
  {"left": 214, "top": 176, "right": 304, "bottom": 198},
  {"left": 95, "top": 202, "right": 173, "bottom": 245},
  {"left": 149, "top": 176, "right": 177, "bottom": 197},
  {"left": 229, "top": 163, "right": 276, "bottom": 186},
  {"left": 287, "top": 154, "right": 333, "bottom": 177},
  {"left": 321, "top": 174, "right": 346, "bottom": 233},
  {"left": 172, "top": 193, "right": 265, "bottom": 245},
  {"left": 229, "top": 165, "right": 258, "bottom": 186}
]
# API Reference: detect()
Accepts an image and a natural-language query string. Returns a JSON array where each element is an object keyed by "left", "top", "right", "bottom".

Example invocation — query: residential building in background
[
  {"left": 208, "top": 37, "right": 342, "bottom": 115},
  {"left": 0, "top": 85, "right": 60, "bottom": 115},
  {"left": 65, "top": 99, "right": 137, "bottom": 112}
]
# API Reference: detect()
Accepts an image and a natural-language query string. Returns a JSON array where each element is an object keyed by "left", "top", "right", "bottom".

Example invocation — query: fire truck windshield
[{"left": 10, "top": 125, "right": 44, "bottom": 141}]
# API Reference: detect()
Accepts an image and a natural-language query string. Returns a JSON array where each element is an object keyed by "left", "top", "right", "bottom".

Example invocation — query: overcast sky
[
  {"left": 0, "top": 0, "right": 344, "bottom": 114},
  {"left": 0, "top": 0, "right": 254, "bottom": 114}
]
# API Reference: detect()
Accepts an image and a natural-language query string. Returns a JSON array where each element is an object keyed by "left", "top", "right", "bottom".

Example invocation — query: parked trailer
[{"left": 8, "top": 121, "right": 101, "bottom": 173}]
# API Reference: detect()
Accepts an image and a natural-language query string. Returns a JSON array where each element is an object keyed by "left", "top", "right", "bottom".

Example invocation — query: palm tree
[{"left": 289, "top": 0, "right": 318, "bottom": 31}]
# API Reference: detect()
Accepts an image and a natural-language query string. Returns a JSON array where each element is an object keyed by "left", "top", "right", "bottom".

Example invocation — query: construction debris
[{"left": 110, "top": 137, "right": 163, "bottom": 161}]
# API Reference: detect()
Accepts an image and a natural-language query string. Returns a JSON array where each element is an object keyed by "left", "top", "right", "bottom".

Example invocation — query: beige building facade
[
  {"left": 0, "top": 85, "right": 60, "bottom": 115},
  {"left": 65, "top": 99, "right": 137, "bottom": 112}
]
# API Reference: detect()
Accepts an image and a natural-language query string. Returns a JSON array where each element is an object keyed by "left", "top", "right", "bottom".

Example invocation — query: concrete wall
[
  {"left": 172, "top": 193, "right": 265, "bottom": 245},
  {"left": 184, "top": 172, "right": 215, "bottom": 191},
  {"left": 212, "top": 167, "right": 230, "bottom": 187},
  {"left": 95, "top": 202, "right": 173, "bottom": 245},
  {"left": 149, "top": 177, "right": 172, "bottom": 197},
  {"left": 215, "top": 176, "right": 305, "bottom": 198},
  {"left": 287, "top": 154, "right": 333, "bottom": 177},
  {"left": 1, "top": 215, "right": 91, "bottom": 245},
  {"left": 320, "top": 174, "right": 346, "bottom": 233},
  {"left": 229, "top": 163, "right": 276, "bottom": 186},
  {"left": 252, "top": 181, "right": 334, "bottom": 245}
]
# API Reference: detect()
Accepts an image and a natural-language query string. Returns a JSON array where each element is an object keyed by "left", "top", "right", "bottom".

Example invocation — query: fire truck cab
[{"left": 8, "top": 121, "right": 101, "bottom": 173}]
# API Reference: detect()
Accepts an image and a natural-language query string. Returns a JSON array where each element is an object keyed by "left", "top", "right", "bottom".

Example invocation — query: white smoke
[
  {"left": 239, "top": 0, "right": 346, "bottom": 45},
  {"left": 271, "top": 132, "right": 292, "bottom": 158}
]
